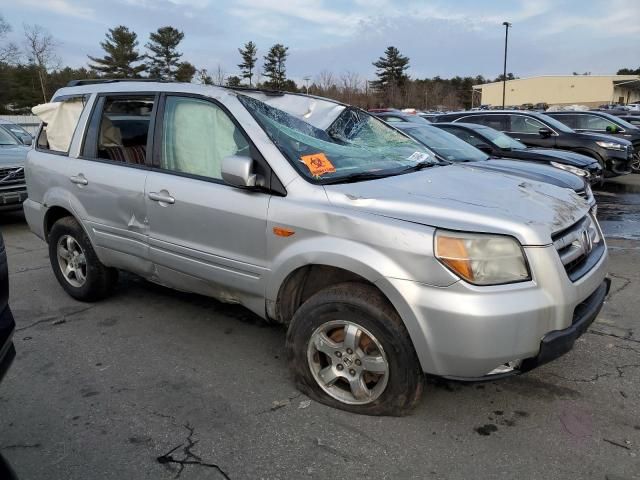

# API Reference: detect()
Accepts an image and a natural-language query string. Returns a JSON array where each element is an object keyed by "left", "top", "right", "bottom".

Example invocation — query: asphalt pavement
[{"left": 0, "top": 176, "right": 639, "bottom": 480}]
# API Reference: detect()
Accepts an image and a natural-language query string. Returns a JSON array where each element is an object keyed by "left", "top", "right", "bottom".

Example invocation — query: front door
[
  {"left": 145, "top": 94, "right": 270, "bottom": 311},
  {"left": 505, "top": 114, "right": 557, "bottom": 148}
]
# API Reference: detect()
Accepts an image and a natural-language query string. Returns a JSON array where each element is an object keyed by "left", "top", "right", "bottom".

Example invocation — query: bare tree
[
  {"left": 23, "top": 24, "right": 60, "bottom": 102},
  {"left": 340, "top": 71, "right": 362, "bottom": 104},
  {"left": 316, "top": 70, "right": 336, "bottom": 92},
  {"left": 0, "top": 15, "right": 19, "bottom": 64},
  {"left": 213, "top": 64, "right": 225, "bottom": 86}
]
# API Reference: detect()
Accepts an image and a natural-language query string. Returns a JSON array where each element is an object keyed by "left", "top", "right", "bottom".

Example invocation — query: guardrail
[{"left": 0, "top": 115, "right": 40, "bottom": 135}]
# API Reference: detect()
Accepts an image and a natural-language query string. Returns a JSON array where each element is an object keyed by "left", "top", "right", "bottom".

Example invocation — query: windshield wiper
[{"left": 323, "top": 170, "right": 400, "bottom": 184}]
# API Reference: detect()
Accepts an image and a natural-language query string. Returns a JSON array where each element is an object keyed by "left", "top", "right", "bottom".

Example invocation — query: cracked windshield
[{"left": 238, "top": 95, "right": 436, "bottom": 182}]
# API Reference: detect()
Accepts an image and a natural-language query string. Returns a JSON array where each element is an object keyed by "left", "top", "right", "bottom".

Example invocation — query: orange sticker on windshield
[{"left": 301, "top": 153, "right": 336, "bottom": 177}]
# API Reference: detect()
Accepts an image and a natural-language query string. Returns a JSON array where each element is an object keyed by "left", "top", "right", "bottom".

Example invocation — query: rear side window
[
  {"left": 83, "top": 95, "right": 155, "bottom": 165},
  {"left": 578, "top": 114, "right": 618, "bottom": 131},
  {"left": 442, "top": 127, "right": 490, "bottom": 149},
  {"left": 552, "top": 114, "right": 578, "bottom": 129},
  {"left": 461, "top": 115, "right": 508, "bottom": 131},
  {"left": 159, "top": 96, "right": 250, "bottom": 180}
]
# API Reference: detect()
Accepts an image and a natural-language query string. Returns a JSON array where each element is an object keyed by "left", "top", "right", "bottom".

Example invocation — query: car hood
[
  {"left": 473, "top": 159, "right": 584, "bottom": 191},
  {"left": 324, "top": 165, "right": 589, "bottom": 246},
  {"left": 0, "top": 145, "right": 28, "bottom": 166},
  {"left": 521, "top": 148, "right": 597, "bottom": 167},
  {"left": 575, "top": 131, "right": 633, "bottom": 145}
]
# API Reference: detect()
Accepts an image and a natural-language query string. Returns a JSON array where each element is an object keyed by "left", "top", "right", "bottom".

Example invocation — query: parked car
[
  {"left": 614, "top": 115, "right": 640, "bottom": 127},
  {"left": 432, "top": 122, "right": 603, "bottom": 184},
  {"left": 0, "top": 232, "right": 15, "bottom": 384},
  {"left": 546, "top": 111, "right": 640, "bottom": 173},
  {"left": 0, "top": 124, "right": 29, "bottom": 211},
  {"left": 435, "top": 110, "right": 634, "bottom": 176},
  {"left": 0, "top": 120, "right": 33, "bottom": 146},
  {"left": 392, "top": 122, "right": 596, "bottom": 207},
  {"left": 626, "top": 103, "right": 640, "bottom": 112},
  {"left": 371, "top": 110, "right": 432, "bottom": 124},
  {"left": 25, "top": 80, "right": 610, "bottom": 415}
]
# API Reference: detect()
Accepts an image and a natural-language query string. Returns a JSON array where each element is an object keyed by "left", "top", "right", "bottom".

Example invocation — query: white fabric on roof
[{"left": 32, "top": 100, "right": 84, "bottom": 152}]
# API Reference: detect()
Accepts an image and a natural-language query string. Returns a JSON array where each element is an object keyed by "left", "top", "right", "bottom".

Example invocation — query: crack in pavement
[
  {"left": 0, "top": 443, "right": 42, "bottom": 450},
  {"left": 549, "top": 362, "right": 640, "bottom": 384},
  {"left": 156, "top": 423, "right": 230, "bottom": 479},
  {"left": 607, "top": 273, "right": 633, "bottom": 300},
  {"left": 15, "top": 306, "right": 96, "bottom": 332},
  {"left": 12, "top": 265, "right": 50, "bottom": 275},
  {"left": 587, "top": 329, "right": 640, "bottom": 344}
]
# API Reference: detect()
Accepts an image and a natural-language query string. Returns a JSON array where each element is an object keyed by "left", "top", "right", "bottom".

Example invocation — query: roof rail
[
  {"left": 224, "top": 85, "right": 285, "bottom": 96},
  {"left": 65, "top": 78, "right": 169, "bottom": 87}
]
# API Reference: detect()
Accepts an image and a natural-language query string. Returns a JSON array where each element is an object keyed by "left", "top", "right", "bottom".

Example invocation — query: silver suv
[{"left": 24, "top": 81, "right": 609, "bottom": 415}]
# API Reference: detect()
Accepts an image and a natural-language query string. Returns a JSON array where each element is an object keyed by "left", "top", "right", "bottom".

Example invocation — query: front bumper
[
  {"left": 385, "top": 242, "right": 609, "bottom": 378},
  {"left": 0, "top": 306, "right": 15, "bottom": 383},
  {"left": 607, "top": 151, "right": 633, "bottom": 176},
  {"left": 0, "top": 188, "right": 27, "bottom": 211}
]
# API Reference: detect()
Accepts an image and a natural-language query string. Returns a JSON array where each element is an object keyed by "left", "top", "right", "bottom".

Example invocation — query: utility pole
[
  {"left": 502, "top": 21, "right": 511, "bottom": 109},
  {"left": 303, "top": 76, "right": 311, "bottom": 94}
]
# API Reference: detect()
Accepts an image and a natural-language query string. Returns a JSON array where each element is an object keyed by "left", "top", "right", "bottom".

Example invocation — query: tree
[
  {"left": 263, "top": 43, "right": 288, "bottom": 89},
  {"left": 23, "top": 24, "right": 59, "bottom": 102},
  {"left": 238, "top": 41, "right": 258, "bottom": 87},
  {"left": 617, "top": 67, "right": 640, "bottom": 75},
  {"left": 226, "top": 75, "right": 242, "bottom": 87},
  {"left": 88, "top": 26, "right": 146, "bottom": 78},
  {"left": 0, "top": 15, "right": 19, "bottom": 64},
  {"left": 175, "top": 61, "right": 196, "bottom": 82},
  {"left": 196, "top": 68, "right": 213, "bottom": 85},
  {"left": 145, "top": 26, "right": 184, "bottom": 80},
  {"left": 371, "top": 46, "right": 410, "bottom": 106}
]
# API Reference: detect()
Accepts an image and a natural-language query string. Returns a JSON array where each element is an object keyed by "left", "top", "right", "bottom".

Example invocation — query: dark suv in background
[
  {"left": 546, "top": 111, "right": 640, "bottom": 173},
  {"left": 433, "top": 122, "right": 603, "bottom": 184},
  {"left": 435, "top": 110, "right": 634, "bottom": 176}
]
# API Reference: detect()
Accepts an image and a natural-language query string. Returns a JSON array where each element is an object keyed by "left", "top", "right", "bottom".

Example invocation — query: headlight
[
  {"left": 595, "top": 141, "right": 625, "bottom": 151},
  {"left": 550, "top": 161, "right": 588, "bottom": 177},
  {"left": 435, "top": 230, "right": 531, "bottom": 285}
]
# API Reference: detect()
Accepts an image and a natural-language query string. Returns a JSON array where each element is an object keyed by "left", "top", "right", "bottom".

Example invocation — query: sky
[{"left": 1, "top": 0, "right": 639, "bottom": 84}]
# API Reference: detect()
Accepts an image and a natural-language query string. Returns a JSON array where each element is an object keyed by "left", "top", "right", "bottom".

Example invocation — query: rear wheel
[
  {"left": 286, "top": 283, "right": 424, "bottom": 415},
  {"left": 631, "top": 151, "right": 640, "bottom": 173},
  {"left": 48, "top": 217, "right": 118, "bottom": 301}
]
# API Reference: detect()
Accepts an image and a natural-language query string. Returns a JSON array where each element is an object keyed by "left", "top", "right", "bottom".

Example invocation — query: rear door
[
  {"left": 505, "top": 114, "right": 557, "bottom": 148},
  {"left": 144, "top": 93, "right": 270, "bottom": 308},
  {"left": 73, "top": 93, "right": 157, "bottom": 274}
]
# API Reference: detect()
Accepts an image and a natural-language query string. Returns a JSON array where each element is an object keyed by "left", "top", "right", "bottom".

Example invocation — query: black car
[
  {"left": 614, "top": 115, "right": 640, "bottom": 127},
  {"left": 546, "top": 111, "right": 640, "bottom": 173},
  {"left": 370, "top": 111, "right": 432, "bottom": 125},
  {"left": 393, "top": 122, "right": 595, "bottom": 205},
  {"left": 435, "top": 110, "right": 634, "bottom": 176},
  {"left": 0, "top": 232, "right": 15, "bottom": 383},
  {"left": 432, "top": 122, "right": 602, "bottom": 184}
]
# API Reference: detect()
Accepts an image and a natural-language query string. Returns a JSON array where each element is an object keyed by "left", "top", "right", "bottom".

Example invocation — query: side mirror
[
  {"left": 538, "top": 127, "right": 552, "bottom": 138},
  {"left": 221, "top": 155, "right": 259, "bottom": 188}
]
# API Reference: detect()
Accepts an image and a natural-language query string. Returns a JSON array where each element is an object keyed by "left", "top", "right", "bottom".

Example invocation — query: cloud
[{"left": 17, "top": 0, "right": 94, "bottom": 19}]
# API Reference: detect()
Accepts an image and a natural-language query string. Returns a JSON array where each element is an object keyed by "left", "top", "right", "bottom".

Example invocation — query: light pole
[
  {"left": 303, "top": 76, "right": 311, "bottom": 94},
  {"left": 502, "top": 21, "right": 511, "bottom": 109}
]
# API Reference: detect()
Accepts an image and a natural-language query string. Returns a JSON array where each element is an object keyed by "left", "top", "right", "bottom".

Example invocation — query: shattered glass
[{"left": 238, "top": 95, "right": 436, "bottom": 182}]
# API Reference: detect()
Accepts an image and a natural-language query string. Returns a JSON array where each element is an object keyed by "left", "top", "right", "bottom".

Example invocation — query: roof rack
[{"left": 66, "top": 78, "right": 170, "bottom": 87}]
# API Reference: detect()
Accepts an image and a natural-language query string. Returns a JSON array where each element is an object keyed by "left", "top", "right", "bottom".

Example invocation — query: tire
[
  {"left": 48, "top": 216, "right": 118, "bottom": 302},
  {"left": 286, "top": 282, "right": 424, "bottom": 416},
  {"left": 631, "top": 152, "right": 640, "bottom": 174}
]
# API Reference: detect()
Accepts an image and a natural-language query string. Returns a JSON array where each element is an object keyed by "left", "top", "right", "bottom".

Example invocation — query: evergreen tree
[
  {"left": 88, "top": 26, "right": 146, "bottom": 78},
  {"left": 226, "top": 75, "right": 242, "bottom": 87},
  {"left": 145, "top": 26, "right": 185, "bottom": 80},
  {"left": 238, "top": 41, "right": 258, "bottom": 87},
  {"left": 263, "top": 44, "right": 288, "bottom": 89},
  {"left": 175, "top": 61, "right": 196, "bottom": 82},
  {"left": 371, "top": 46, "right": 410, "bottom": 94}
]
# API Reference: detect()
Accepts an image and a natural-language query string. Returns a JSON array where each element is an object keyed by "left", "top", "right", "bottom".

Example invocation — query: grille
[
  {"left": 0, "top": 167, "right": 25, "bottom": 187},
  {"left": 553, "top": 215, "right": 603, "bottom": 281}
]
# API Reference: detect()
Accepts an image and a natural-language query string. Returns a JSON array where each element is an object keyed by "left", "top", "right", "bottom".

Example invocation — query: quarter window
[
  {"left": 461, "top": 115, "right": 509, "bottom": 131},
  {"left": 34, "top": 96, "right": 89, "bottom": 153},
  {"left": 160, "top": 96, "right": 250, "bottom": 180}
]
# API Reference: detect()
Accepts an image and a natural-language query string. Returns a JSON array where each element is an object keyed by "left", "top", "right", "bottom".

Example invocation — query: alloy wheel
[{"left": 56, "top": 235, "right": 87, "bottom": 288}]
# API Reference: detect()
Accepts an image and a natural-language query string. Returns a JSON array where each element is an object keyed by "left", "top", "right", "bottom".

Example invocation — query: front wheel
[
  {"left": 286, "top": 283, "right": 424, "bottom": 416},
  {"left": 631, "top": 152, "right": 640, "bottom": 174}
]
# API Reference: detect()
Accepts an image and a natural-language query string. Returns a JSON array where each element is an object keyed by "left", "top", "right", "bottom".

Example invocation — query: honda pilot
[{"left": 24, "top": 81, "right": 610, "bottom": 415}]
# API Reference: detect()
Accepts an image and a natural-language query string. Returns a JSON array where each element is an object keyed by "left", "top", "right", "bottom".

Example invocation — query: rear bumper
[{"left": 0, "top": 306, "right": 15, "bottom": 383}]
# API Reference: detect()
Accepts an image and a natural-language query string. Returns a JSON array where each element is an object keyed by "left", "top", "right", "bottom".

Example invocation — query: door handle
[
  {"left": 148, "top": 191, "right": 175, "bottom": 204},
  {"left": 69, "top": 174, "right": 88, "bottom": 186}
]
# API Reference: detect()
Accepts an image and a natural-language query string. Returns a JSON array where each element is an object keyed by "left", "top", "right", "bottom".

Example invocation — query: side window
[
  {"left": 445, "top": 127, "right": 490, "bottom": 148},
  {"left": 462, "top": 115, "right": 508, "bottom": 131},
  {"left": 509, "top": 115, "right": 545, "bottom": 133},
  {"left": 554, "top": 115, "right": 578, "bottom": 129},
  {"left": 160, "top": 96, "right": 250, "bottom": 180},
  {"left": 580, "top": 115, "right": 617, "bottom": 131},
  {"left": 84, "top": 95, "right": 155, "bottom": 165},
  {"left": 34, "top": 96, "right": 89, "bottom": 153},
  {"left": 383, "top": 116, "right": 404, "bottom": 123}
]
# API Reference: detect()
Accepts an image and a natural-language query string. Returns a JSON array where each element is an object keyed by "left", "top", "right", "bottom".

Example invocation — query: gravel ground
[{"left": 0, "top": 176, "right": 639, "bottom": 480}]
